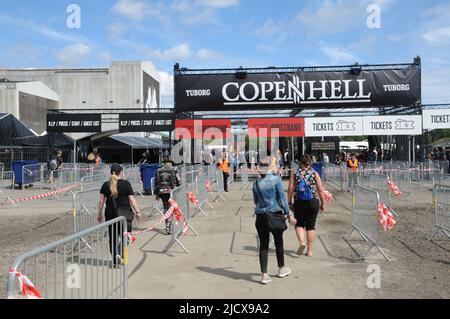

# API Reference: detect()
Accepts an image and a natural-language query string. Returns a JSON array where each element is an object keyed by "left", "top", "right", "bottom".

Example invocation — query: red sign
[
  {"left": 175, "top": 119, "right": 231, "bottom": 139},
  {"left": 248, "top": 118, "right": 305, "bottom": 137}
]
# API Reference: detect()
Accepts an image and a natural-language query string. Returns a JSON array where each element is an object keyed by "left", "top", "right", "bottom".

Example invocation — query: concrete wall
[{"left": 0, "top": 83, "right": 19, "bottom": 117}]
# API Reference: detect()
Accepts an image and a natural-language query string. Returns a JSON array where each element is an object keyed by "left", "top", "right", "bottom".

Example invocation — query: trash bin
[
  {"left": 312, "top": 161, "right": 324, "bottom": 179},
  {"left": 13, "top": 160, "right": 39, "bottom": 186},
  {"left": 140, "top": 164, "right": 161, "bottom": 194}
]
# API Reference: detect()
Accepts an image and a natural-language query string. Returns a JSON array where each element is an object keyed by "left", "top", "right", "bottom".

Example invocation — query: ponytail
[{"left": 110, "top": 172, "right": 118, "bottom": 197}]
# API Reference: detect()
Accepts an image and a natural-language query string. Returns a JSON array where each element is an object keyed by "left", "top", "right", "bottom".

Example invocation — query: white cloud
[
  {"left": 98, "top": 51, "right": 113, "bottom": 65},
  {"left": 148, "top": 43, "right": 191, "bottom": 61},
  {"left": 423, "top": 68, "right": 450, "bottom": 104},
  {"left": 158, "top": 71, "right": 174, "bottom": 107},
  {"left": 112, "top": 0, "right": 149, "bottom": 20},
  {"left": 200, "top": 0, "right": 239, "bottom": 8},
  {"left": 320, "top": 43, "right": 359, "bottom": 64},
  {"left": 106, "top": 23, "right": 131, "bottom": 39},
  {"left": 196, "top": 48, "right": 224, "bottom": 60},
  {"left": 423, "top": 27, "right": 450, "bottom": 45},
  {"left": 56, "top": 44, "right": 91, "bottom": 66}
]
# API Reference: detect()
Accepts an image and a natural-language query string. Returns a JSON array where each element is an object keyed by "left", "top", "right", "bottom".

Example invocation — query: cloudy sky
[{"left": 0, "top": 0, "right": 449, "bottom": 107}]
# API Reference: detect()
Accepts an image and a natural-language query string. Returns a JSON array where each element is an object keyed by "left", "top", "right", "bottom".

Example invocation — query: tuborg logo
[{"left": 221, "top": 75, "right": 372, "bottom": 106}]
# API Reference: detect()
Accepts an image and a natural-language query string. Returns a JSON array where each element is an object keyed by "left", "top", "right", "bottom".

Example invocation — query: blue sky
[{"left": 1, "top": 0, "right": 449, "bottom": 107}]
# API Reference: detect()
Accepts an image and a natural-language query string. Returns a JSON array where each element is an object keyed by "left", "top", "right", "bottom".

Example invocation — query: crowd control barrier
[
  {"left": 73, "top": 187, "right": 102, "bottom": 234},
  {"left": 194, "top": 174, "right": 214, "bottom": 217},
  {"left": 163, "top": 184, "right": 199, "bottom": 254},
  {"left": 344, "top": 185, "right": 390, "bottom": 261},
  {"left": 0, "top": 171, "right": 15, "bottom": 206},
  {"left": 7, "top": 217, "right": 128, "bottom": 299},
  {"left": 428, "top": 184, "right": 450, "bottom": 240}
]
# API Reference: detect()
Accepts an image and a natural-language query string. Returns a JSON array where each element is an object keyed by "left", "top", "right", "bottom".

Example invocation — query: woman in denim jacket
[{"left": 252, "top": 159, "right": 296, "bottom": 284}]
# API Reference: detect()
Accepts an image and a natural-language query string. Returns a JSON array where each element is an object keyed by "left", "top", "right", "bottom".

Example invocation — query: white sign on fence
[
  {"left": 362, "top": 115, "right": 422, "bottom": 136},
  {"left": 423, "top": 109, "right": 450, "bottom": 130},
  {"left": 305, "top": 116, "right": 364, "bottom": 137}
]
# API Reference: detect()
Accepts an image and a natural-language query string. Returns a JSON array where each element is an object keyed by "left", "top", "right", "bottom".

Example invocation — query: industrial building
[{"left": 0, "top": 61, "right": 161, "bottom": 136}]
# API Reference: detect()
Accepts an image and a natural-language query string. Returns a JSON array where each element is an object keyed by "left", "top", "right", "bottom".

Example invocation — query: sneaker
[
  {"left": 278, "top": 267, "right": 292, "bottom": 278},
  {"left": 165, "top": 227, "right": 172, "bottom": 235},
  {"left": 261, "top": 274, "right": 272, "bottom": 284}
]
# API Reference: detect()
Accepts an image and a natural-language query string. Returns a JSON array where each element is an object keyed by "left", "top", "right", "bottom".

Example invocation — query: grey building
[{"left": 0, "top": 61, "right": 161, "bottom": 135}]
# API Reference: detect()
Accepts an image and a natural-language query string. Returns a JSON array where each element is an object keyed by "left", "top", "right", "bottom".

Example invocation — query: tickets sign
[
  {"left": 422, "top": 109, "right": 450, "bottom": 130},
  {"left": 247, "top": 118, "right": 305, "bottom": 137},
  {"left": 305, "top": 116, "right": 363, "bottom": 137},
  {"left": 362, "top": 115, "right": 422, "bottom": 135}
]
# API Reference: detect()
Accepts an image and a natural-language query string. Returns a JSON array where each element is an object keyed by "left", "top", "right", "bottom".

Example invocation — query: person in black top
[
  {"left": 154, "top": 156, "right": 180, "bottom": 235},
  {"left": 98, "top": 164, "right": 141, "bottom": 266}
]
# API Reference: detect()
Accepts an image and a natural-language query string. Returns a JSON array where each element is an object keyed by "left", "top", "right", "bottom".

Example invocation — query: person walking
[
  {"left": 48, "top": 150, "right": 63, "bottom": 184},
  {"left": 154, "top": 156, "right": 181, "bottom": 234},
  {"left": 219, "top": 153, "right": 230, "bottom": 192},
  {"left": 288, "top": 155, "right": 326, "bottom": 257},
  {"left": 230, "top": 151, "right": 238, "bottom": 181},
  {"left": 97, "top": 164, "right": 142, "bottom": 266},
  {"left": 347, "top": 153, "right": 359, "bottom": 191},
  {"left": 253, "top": 158, "right": 296, "bottom": 284}
]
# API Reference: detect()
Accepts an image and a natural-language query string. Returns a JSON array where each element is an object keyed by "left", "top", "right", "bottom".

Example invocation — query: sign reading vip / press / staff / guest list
[
  {"left": 119, "top": 113, "right": 175, "bottom": 132},
  {"left": 362, "top": 115, "right": 422, "bottom": 136},
  {"left": 47, "top": 114, "right": 102, "bottom": 133}
]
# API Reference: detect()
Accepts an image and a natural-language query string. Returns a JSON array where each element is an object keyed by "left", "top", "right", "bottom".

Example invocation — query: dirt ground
[{"left": 0, "top": 179, "right": 449, "bottom": 299}]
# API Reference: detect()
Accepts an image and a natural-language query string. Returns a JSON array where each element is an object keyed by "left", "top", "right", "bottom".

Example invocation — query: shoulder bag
[{"left": 255, "top": 179, "right": 287, "bottom": 232}]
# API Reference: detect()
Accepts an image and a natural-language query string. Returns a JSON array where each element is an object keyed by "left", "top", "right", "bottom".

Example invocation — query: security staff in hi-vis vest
[
  {"left": 346, "top": 153, "right": 359, "bottom": 192},
  {"left": 218, "top": 153, "right": 230, "bottom": 192}
]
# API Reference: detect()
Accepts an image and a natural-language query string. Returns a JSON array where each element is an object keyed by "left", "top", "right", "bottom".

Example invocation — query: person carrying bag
[
  {"left": 98, "top": 164, "right": 142, "bottom": 267},
  {"left": 252, "top": 158, "right": 296, "bottom": 284}
]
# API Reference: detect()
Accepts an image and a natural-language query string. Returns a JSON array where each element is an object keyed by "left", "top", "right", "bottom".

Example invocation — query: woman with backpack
[
  {"left": 253, "top": 157, "right": 296, "bottom": 284},
  {"left": 287, "top": 154, "right": 326, "bottom": 257}
]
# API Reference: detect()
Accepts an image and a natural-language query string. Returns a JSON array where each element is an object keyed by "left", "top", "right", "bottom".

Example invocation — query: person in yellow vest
[
  {"left": 347, "top": 153, "right": 359, "bottom": 192},
  {"left": 218, "top": 152, "right": 230, "bottom": 192}
]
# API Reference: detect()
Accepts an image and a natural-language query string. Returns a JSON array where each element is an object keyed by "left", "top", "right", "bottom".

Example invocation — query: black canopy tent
[{"left": 0, "top": 113, "right": 37, "bottom": 145}]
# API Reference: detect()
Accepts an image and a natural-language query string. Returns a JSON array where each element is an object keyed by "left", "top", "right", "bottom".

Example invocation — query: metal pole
[
  {"left": 412, "top": 136, "right": 416, "bottom": 167},
  {"left": 302, "top": 136, "right": 305, "bottom": 156},
  {"left": 73, "top": 141, "right": 76, "bottom": 166},
  {"left": 408, "top": 136, "right": 411, "bottom": 166},
  {"left": 290, "top": 137, "right": 294, "bottom": 163}
]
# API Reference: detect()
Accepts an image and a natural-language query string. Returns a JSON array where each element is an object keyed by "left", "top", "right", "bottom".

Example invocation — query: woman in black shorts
[{"left": 287, "top": 155, "right": 326, "bottom": 257}]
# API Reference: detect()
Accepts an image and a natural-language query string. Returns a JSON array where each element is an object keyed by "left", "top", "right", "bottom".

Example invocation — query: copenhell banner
[
  {"left": 422, "top": 109, "right": 450, "bottom": 130},
  {"left": 175, "top": 119, "right": 231, "bottom": 139},
  {"left": 174, "top": 68, "right": 421, "bottom": 111},
  {"left": 247, "top": 118, "right": 305, "bottom": 137}
]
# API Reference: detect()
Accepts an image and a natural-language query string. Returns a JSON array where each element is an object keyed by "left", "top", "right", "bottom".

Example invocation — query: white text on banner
[
  {"left": 423, "top": 109, "right": 450, "bottom": 130},
  {"left": 305, "top": 116, "right": 364, "bottom": 137},
  {"left": 363, "top": 115, "right": 422, "bottom": 136}
]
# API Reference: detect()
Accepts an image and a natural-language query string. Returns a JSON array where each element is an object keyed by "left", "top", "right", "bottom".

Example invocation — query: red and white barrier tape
[
  {"left": 387, "top": 178, "right": 402, "bottom": 197},
  {"left": 186, "top": 192, "right": 199, "bottom": 205},
  {"left": 124, "top": 198, "right": 188, "bottom": 244},
  {"left": 8, "top": 269, "right": 42, "bottom": 299},
  {"left": 378, "top": 203, "right": 397, "bottom": 231},
  {"left": 205, "top": 178, "right": 212, "bottom": 192},
  {"left": 0, "top": 184, "right": 80, "bottom": 206},
  {"left": 323, "top": 191, "right": 334, "bottom": 202}
]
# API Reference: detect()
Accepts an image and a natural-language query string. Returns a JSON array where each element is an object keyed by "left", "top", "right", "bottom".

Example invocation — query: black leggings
[
  {"left": 255, "top": 214, "right": 285, "bottom": 273},
  {"left": 159, "top": 193, "right": 171, "bottom": 227},
  {"left": 105, "top": 209, "right": 132, "bottom": 265}
]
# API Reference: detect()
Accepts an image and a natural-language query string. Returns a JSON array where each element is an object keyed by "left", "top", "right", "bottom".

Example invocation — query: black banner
[
  {"left": 47, "top": 114, "right": 101, "bottom": 133},
  {"left": 175, "top": 68, "right": 421, "bottom": 111},
  {"left": 119, "top": 112, "right": 174, "bottom": 132}
]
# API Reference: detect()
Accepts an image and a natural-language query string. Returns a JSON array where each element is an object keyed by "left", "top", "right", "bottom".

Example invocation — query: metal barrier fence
[
  {"left": 344, "top": 185, "right": 390, "bottom": 261},
  {"left": 80, "top": 173, "right": 108, "bottom": 191},
  {"left": 164, "top": 184, "right": 198, "bottom": 253},
  {"left": 21, "top": 163, "right": 48, "bottom": 189},
  {"left": 73, "top": 187, "right": 102, "bottom": 234},
  {"left": 0, "top": 162, "right": 4, "bottom": 177},
  {"left": 215, "top": 168, "right": 227, "bottom": 201},
  {"left": 428, "top": 184, "right": 450, "bottom": 240},
  {"left": 324, "top": 163, "right": 344, "bottom": 192},
  {"left": 240, "top": 169, "right": 249, "bottom": 190},
  {"left": 0, "top": 170, "right": 15, "bottom": 206},
  {"left": 0, "top": 146, "right": 49, "bottom": 171},
  {"left": 7, "top": 217, "right": 128, "bottom": 299},
  {"left": 195, "top": 174, "right": 214, "bottom": 217},
  {"left": 207, "top": 164, "right": 217, "bottom": 185}
]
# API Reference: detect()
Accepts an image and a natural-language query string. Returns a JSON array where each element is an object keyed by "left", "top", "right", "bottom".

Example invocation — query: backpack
[
  {"left": 296, "top": 169, "right": 315, "bottom": 201},
  {"left": 48, "top": 158, "right": 58, "bottom": 170},
  {"left": 156, "top": 168, "right": 176, "bottom": 194}
]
